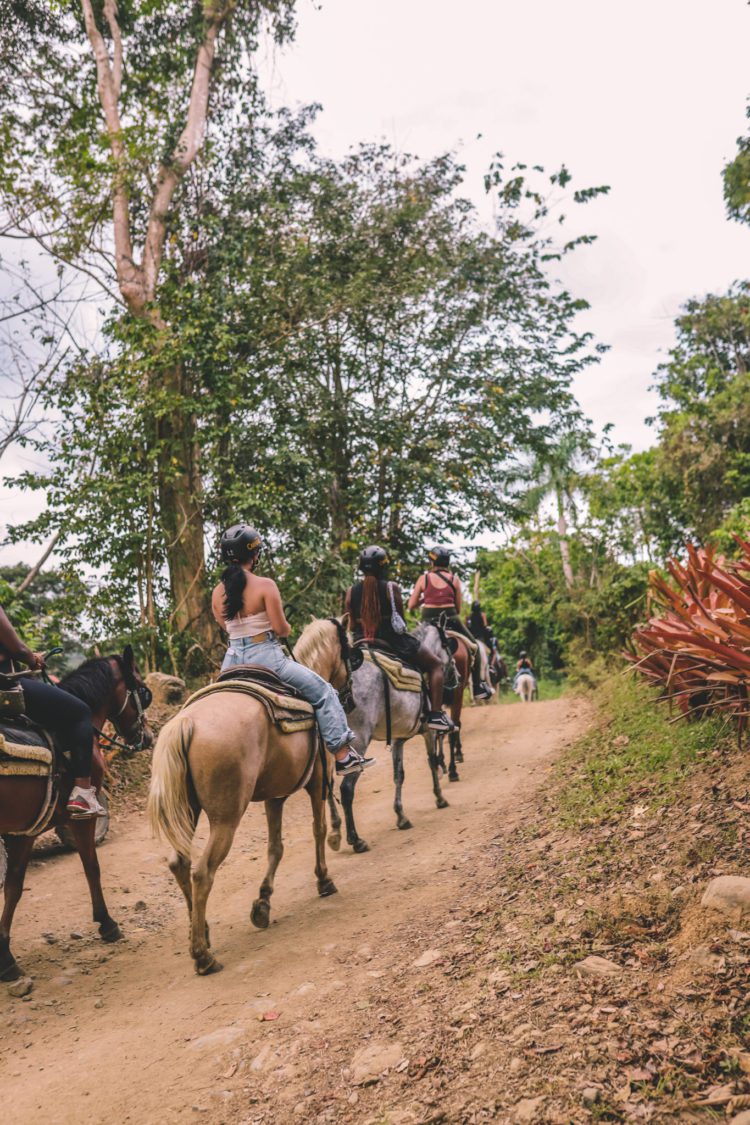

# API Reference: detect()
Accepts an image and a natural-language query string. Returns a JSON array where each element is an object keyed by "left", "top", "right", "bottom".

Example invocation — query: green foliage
[
  {"left": 724, "top": 101, "right": 750, "bottom": 226},
  {"left": 558, "top": 674, "right": 726, "bottom": 826},
  {"left": 0, "top": 565, "right": 90, "bottom": 665}
]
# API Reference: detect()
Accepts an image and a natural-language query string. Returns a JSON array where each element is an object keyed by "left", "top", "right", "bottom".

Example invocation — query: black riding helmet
[
  {"left": 221, "top": 523, "right": 263, "bottom": 564},
  {"left": 359, "top": 545, "right": 389, "bottom": 575},
  {"left": 471, "top": 600, "right": 481, "bottom": 612},
  {"left": 429, "top": 544, "right": 451, "bottom": 568}
]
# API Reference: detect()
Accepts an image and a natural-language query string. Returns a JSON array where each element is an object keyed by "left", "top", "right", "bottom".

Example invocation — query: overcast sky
[
  {"left": 259, "top": 0, "right": 750, "bottom": 451},
  {"left": 1, "top": 0, "right": 749, "bottom": 564}
]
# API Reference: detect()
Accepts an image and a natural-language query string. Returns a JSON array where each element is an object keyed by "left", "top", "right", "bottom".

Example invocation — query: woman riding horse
[
  {"left": 0, "top": 605, "right": 104, "bottom": 819},
  {"left": 210, "top": 523, "right": 373, "bottom": 776},
  {"left": 343, "top": 545, "right": 453, "bottom": 733},
  {"left": 407, "top": 546, "right": 493, "bottom": 701}
]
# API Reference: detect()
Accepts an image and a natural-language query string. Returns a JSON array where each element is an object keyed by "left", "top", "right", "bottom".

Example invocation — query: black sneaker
[
  {"left": 335, "top": 750, "right": 377, "bottom": 776},
  {"left": 473, "top": 682, "right": 493, "bottom": 701},
  {"left": 427, "top": 711, "right": 454, "bottom": 732}
]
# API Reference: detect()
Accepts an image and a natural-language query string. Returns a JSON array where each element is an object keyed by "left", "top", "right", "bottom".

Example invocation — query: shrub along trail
[{"left": 1, "top": 697, "right": 588, "bottom": 1124}]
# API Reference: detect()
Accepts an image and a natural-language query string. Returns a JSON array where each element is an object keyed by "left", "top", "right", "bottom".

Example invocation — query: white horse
[
  {"left": 474, "top": 641, "right": 496, "bottom": 705},
  {"left": 515, "top": 671, "right": 537, "bottom": 702}
]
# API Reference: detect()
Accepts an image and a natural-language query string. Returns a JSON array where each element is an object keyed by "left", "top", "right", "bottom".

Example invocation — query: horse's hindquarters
[{"left": 252, "top": 729, "right": 320, "bottom": 802}]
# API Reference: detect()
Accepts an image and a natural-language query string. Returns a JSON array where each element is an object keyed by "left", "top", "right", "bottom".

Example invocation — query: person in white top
[{"left": 211, "top": 524, "right": 374, "bottom": 777}]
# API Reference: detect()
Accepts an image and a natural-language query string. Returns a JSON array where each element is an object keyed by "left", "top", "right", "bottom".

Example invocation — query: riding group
[{"left": 0, "top": 525, "right": 537, "bottom": 980}]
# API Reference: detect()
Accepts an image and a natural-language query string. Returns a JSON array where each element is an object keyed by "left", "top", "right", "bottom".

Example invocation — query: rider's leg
[
  {"left": 447, "top": 617, "right": 491, "bottom": 698},
  {"left": 245, "top": 640, "right": 374, "bottom": 773},
  {"left": 20, "top": 678, "right": 102, "bottom": 818},
  {"left": 415, "top": 646, "right": 443, "bottom": 712}
]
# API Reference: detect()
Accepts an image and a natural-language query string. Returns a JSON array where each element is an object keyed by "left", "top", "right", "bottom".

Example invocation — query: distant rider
[
  {"left": 407, "top": 547, "right": 493, "bottom": 701},
  {"left": 211, "top": 524, "right": 373, "bottom": 776},
  {"left": 344, "top": 546, "right": 453, "bottom": 733},
  {"left": 0, "top": 605, "right": 104, "bottom": 818},
  {"left": 514, "top": 650, "right": 536, "bottom": 690}
]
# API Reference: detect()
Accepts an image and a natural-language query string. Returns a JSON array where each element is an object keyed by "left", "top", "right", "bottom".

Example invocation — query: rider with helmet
[
  {"left": 467, "top": 601, "right": 493, "bottom": 649},
  {"left": 211, "top": 524, "right": 373, "bottom": 776},
  {"left": 514, "top": 650, "right": 536, "bottom": 691},
  {"left": 407, "top": 546, "right": 493, "bottom": 701},
  {"left": 0, "top": 605, "right": 104, "bottom": 818},
  {"left": 344, "top": 546, "right": 453, "bottom": 733}
]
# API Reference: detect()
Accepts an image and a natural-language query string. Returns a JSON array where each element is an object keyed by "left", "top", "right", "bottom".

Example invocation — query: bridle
[
  {"left": 327, "top": 617, "right": 358, "bottom": 714},
  {"left": 96, "top": 667, "right": 152, "bottom": 756}
]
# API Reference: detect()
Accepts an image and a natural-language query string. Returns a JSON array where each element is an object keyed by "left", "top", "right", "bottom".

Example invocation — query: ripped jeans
[{"left": 221, "top": 635, "right": 355, "bottom": 752}]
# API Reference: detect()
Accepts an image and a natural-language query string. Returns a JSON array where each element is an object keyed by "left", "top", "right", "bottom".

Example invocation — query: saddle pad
[
  {"left": 362, "top": 650, "right": 423, "bottom": 693},
  {"left": 184, "top": 680, "right": 315, "bottom": 734},
  {"left": 0, "top": 717, "right": 49, "bottom": 748},
  {"left": 0, "top": 734, "right": 53, "bottom": 777},
  {"left": 447, "top": 630, "right": 478, "bottom": 657}
]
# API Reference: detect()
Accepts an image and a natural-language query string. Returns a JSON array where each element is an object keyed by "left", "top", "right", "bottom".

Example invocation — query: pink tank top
[{"left": 422, "top": 570, "right": 458, "bottom": 609}]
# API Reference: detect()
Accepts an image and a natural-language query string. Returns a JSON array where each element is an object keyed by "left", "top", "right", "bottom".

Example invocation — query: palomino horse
[
  {"left": 0, "top": 648, "right": 154, "bottom": 982},
  {"left": 327, "top": 622, "right": 458, "bottom": 854},
  {"left": 414, "top": 622, "right": 472, "bottom": 782},
  {"left": 148, "top": 618, "right": 351, "bottom": 976},
  {"left": 515, "top": 671, "right": 537, "bottom": 702}
]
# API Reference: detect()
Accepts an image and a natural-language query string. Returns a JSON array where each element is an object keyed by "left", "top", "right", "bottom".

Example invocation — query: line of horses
[{"left": 1, "top": 619, "right": 502, "bottom": 980}]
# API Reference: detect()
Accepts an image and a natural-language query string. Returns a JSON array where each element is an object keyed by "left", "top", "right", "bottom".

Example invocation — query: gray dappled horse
[{"left": 327, "top": 623, "right": 458, "bottom": 854}]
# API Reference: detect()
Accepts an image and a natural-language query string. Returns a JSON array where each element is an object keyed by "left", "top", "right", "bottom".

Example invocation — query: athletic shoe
[
  {"left": 334, "top": 750, "right": 376, "bottom": 776},
  {"left": 66, "top": 786, "right": 106, "bottom": 819},
  {"left": 427, "top": 711, "right": 454, "bottom": 732}
]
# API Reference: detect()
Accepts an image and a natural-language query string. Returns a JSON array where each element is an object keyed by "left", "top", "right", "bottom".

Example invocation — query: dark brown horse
[
  {"left": 439, "top": 634, "right": 471, "bottom": 781},
  {"left": 0, "top": 647, "right": 153, "bottom": 982}
]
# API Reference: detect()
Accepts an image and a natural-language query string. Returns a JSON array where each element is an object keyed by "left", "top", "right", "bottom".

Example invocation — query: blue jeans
[{"left": 221, "top": 636, "right": 355, "bottom": 752}]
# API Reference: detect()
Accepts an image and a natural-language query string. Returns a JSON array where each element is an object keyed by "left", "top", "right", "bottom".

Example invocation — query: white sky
[
  {"left": 2, "top": 0, "right": 749, "bottom": 565},
  {"left": 259, "top": 0, "right": 750, "bottom": 451}
]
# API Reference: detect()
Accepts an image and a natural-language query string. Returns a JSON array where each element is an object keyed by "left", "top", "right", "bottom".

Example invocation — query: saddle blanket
[
  {"left": 0, "top": 731, "right": 53, "bottom": 777},
  {"left": 362, "top": 649, "right": 423, "bottom": 693},
  {"left": 184, "top": 680, "right": 315, "bottom": 734}
]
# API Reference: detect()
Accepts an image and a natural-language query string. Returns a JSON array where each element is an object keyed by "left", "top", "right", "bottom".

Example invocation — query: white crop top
[{"left": 225, "top": 609, "right": 273, "bottom": 639}]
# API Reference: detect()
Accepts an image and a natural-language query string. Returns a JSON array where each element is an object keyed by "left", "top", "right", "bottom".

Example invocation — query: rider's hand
[{"left": 28, "top": 651, "right": 46, "bottom": 671}]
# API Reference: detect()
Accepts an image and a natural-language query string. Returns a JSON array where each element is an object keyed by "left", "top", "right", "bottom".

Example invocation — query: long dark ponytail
[
  {"left": 360, "top": 575, "right": 382, "bottom": 641},
  {"left": 222, "top": 563, "right": 247, "bottom": 621}
]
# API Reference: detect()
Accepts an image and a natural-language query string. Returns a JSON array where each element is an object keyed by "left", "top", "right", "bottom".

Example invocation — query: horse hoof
[
  {"left": 0, "top": 960, "right": 22, "bottom": 982},
  {"left": 318, "top": 879, "right": 338, "bottom": 898},
  {"left": 99, "top": 920, "right": 122, "bottom": 943},
  {"left": 251, "top": 900, "right": 271, "bottom": 930},
  {"left": 196, "top": 955, "right": 223, "bottom": 976},
  {"left": 449, "top": 773, "right": 460, "bottom": 783},
  {"left": 455, "top": 751, "right": 464, "bottom": 763},
  {"left": 436, "top": 797, "right": 450, "bottom": 809},
  {"left": 397, "top": 819, "right": 413, "bottom": 831},
  {"left": 352, "top": 839, "right": 370, "bottom": 854},
  {"left": 327, "top": 832, "right": 341, "bottom": 852}
]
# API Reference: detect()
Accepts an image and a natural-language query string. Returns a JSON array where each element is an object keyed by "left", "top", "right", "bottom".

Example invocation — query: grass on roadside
[{"left": 557, "top": 670, "right": 729, "bottom": 826}]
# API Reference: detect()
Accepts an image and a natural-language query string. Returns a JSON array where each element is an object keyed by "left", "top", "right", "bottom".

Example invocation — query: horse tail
[{"left": 147, "top": 715, "right": 195, "bottom": 857}]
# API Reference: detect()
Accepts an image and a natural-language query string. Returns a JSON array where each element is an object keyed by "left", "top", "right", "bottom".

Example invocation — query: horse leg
[
  {"left": 167, "top": 798, "right": 198, "bottom": 924},
  {"left": 341, "top": 771, "right": 369, "bottom": 853},
  {"left": 0, "top": 835, "right": 34, "bottom": 981},
  {"left": 251, "top": 798, "right": 286, "bottom": 931},
  {"left": 190, "top": 818, "right": 238, "bottom": 975},
  {"left": 448, "top": 729, "right": 460, "bottom": 782},
  {"left": 307, "top": 769, "right": 337, "bottom": 898},
  {"left": 392, "top": 739, "right": 412, "bottom": 831},
  {"left": 425, "top": 733, "right": 449, "bottom": 810},
  {"left": 68, "top": 818, "right": 121, "bottom": 943},
  {"left": 327, "top": 784, "right": 342, "bottom": 852}
]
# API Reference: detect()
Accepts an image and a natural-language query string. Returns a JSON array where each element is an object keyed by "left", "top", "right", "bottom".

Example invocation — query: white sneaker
[{"left": 66, "top": 786, "right": 106, "bottom": 819}]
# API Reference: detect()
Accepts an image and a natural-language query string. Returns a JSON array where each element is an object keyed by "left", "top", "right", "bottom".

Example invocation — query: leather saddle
[{"left": 185, "top": 665, "right": 315, "bottom": 735}]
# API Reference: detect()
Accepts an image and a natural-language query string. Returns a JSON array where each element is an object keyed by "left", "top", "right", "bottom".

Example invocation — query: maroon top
[{"left": 422, "top": 570, "right": 458, "bottom": 609}]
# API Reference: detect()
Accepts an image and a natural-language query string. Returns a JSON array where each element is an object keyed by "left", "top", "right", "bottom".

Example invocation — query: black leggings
[{"left": 20, "top": 678, "right": 94, "bottom": 777}]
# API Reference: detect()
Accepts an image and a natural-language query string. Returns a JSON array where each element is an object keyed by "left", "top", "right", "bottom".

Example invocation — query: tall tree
[{"left": 0, "top": 0, "right": 295, "bottom": 653}]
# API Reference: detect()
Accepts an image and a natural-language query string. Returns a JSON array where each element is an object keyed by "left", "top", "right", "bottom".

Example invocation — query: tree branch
[{"left": 14, "top": 531, "right": 62, "bottom": 595}]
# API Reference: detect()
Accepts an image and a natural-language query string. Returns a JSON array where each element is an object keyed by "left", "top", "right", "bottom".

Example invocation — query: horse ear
[
  {"left": 122, "top": 644, "right": 135, "bottom": 683},
  {"left": 341, "top": 611, "right": 351, "bottom": 632}
]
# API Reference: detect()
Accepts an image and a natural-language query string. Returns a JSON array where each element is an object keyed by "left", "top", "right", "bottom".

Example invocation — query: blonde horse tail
[{"left": 147, "top": 715, "right": 196, "bottom": 857}]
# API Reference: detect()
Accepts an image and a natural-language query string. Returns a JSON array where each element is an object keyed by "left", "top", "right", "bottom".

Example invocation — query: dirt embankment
[{"left": 1, "top": 696, "right": 589, "bottom": 1125}]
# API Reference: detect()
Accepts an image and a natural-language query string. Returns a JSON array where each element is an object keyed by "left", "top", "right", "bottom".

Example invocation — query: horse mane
[
  {"left": 59, "top": 656, "right": 119, "bottom": 708},
  {"left": 293, "top": 618, "right": 340, "bottom": 671}
]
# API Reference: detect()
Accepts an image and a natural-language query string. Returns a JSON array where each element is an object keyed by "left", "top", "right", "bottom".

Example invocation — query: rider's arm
[
  {"left": 0, "top": 606, "right": 40, "bottom": 668},
  {"left": 406, "top": 574, "right": 424, "bottom": 612},
  {"left": 211, "top": 584, "right": 227, "bottom": 631},
  {"left": 263, "top": 580, "right": 291, "bottom": 637}
]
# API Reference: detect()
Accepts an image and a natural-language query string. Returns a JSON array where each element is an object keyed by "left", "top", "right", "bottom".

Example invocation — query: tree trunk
[
  {"left": 158, "top": 364, "right": 217, "bottom": 665},
  {"left": 556, "top": 487, "right": 575, "bottom": 589}
]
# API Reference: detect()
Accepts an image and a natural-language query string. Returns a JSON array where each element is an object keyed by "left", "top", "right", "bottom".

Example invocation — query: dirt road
[{"left": 2, "top": 697, "right": 589, "bottom": 1124}]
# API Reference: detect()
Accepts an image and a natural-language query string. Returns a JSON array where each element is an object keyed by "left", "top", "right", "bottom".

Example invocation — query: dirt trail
[{"left": 2, "top": 697, "right": 590, "bottom": 1124}]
